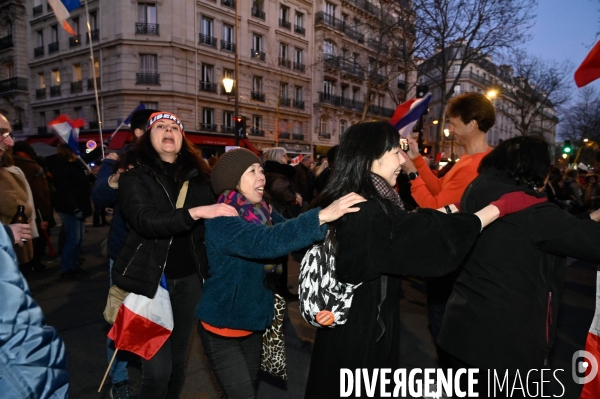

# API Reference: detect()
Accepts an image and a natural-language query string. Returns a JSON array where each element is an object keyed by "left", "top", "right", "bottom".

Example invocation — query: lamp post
[
  {"left": 222, "top": 1, "right": 240, "bottom": 146},
  {"left": 444, "top": 128, "right": 455, "bottom": 161}
]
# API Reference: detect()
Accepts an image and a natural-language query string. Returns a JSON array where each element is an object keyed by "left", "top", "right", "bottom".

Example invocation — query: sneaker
[{"left": 110, "top": 381, "right": 130, "bottom": 399}]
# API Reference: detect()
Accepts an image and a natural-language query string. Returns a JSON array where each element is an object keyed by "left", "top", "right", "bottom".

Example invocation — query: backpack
[{"left": 299, "top": 238, "right": 362, "bottom": 328}]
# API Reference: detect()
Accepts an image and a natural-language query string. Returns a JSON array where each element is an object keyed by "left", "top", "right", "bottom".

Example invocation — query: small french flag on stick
[
  {"left": 48, "top": 114, "right": 85, "bottom": 155},
  {"left": 389, "top": 93, "right": 432, "bottom": 138}
]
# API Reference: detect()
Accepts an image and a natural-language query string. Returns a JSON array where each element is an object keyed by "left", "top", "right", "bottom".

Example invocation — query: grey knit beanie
[{"left": 211, "top": 148, "right": 261, "bottom": 195}]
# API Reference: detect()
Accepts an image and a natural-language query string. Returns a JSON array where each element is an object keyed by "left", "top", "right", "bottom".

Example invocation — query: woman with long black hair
[{"left": 304, "top": 121, "right": 544, "bottom": 398}]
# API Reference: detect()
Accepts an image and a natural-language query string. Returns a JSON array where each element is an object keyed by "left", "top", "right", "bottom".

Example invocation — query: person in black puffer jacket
[
  {"left": 112, "top": 111, "right": 238, "bottom": 399},
  {"left": 51, "top": 143, "right": 93, "bottom": 278}
]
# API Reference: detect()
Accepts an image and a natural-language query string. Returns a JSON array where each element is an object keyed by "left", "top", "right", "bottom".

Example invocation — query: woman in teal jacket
[{"left": 196, "top": 148, "right": 364, "bottom": 398}]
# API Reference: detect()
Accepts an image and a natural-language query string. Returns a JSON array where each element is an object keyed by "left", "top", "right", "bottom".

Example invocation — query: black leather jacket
[{"left": 112, "top": 158, "right": 214, "bottom": 298}]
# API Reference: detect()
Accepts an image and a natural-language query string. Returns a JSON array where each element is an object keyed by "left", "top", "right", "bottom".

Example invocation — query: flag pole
[
  {"left": 107, "top": 121, "right": 126, "bottom": 143},
  {"left": 98, "top": 348, "right": 119, "bottom": 392},
  {"left": 84, "top": 0, "right": 104, "bottom": 159}
]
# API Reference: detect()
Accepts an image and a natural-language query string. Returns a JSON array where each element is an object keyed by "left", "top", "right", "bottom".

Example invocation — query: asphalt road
[{"left": 20, "top": 216, "right": 596, "bottom": 398}]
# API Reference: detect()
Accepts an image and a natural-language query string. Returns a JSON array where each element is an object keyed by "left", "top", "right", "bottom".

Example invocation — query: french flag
[
  {"left": 389, "top": 93, "right": 432, "bottom": 138},
  {"left": 108, "top": 276, "right": 173, "bottom": 361},
  {"left": 48, "top": 114, "right": 85, "bottom": 155},
  {"left": 575, "top": 40, "right": 600, "bottom": 88},
  {"left": 579, "top": 266, "right": 600, "bottom": 399},
  {"left": 47, "top": 0, "right": 81, "bottom": 36}
]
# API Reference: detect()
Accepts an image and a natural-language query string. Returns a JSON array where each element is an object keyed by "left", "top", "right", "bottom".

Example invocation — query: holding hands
[{"left": 318, "top": 193, "right": 367, "bottom": 225}]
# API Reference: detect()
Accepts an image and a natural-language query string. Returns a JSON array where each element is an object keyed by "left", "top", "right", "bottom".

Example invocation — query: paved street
[{"left": 19, "top": 215, "right": 596, "bottom": 398}]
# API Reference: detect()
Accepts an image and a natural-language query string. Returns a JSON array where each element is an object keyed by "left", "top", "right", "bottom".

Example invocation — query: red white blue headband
[{"left": 146, "top": 112, "right": 185, "bottom": 135}]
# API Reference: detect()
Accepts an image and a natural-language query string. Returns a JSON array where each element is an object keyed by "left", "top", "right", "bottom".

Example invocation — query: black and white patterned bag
[{"left": 299, "top": 238, "right": 362, "bottom": 328}]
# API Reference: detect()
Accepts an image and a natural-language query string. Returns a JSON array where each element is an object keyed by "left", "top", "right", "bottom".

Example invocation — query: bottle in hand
[{"left": 11, "top": 205, "right": 28, "bottom": 242}]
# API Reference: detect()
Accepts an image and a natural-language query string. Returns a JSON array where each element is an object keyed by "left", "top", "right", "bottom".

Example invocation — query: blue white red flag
[
  {"left": 575, "top": 40, "right": 600, "bottom": 88},
  {"left": 47, "top": 0, "right": 81, "bottom": 36},
  {"left": 389, "top": 93, "right": 432, "bottom": 138},
  {"left": 108, "top": 276, "right": 173, "bottom": 361},
  {"left": 123, "top": 104, "right": 146, "bottom": 125},
  {"left": 48, "top": 115, "right": 85, "bottom": 155}
]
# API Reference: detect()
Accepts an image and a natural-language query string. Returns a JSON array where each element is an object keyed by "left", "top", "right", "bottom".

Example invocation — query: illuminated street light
[
  {"left": 562, "top": 153, "right": 568, "bottom": 159},
  {"left": 443, "top": 128, "right": 450, "bottom": 137},
  {"left": 486, "top": 89, "right": 498, "bottom": 100},
  {"left": 584, "top": 138, "right": 589, "bottom": 143},
  {"left": 222, "top": 77, "right": 234, "bottom": 94},
  {"left": 433, "top": 119, "right": 439, "bottom": 125}
]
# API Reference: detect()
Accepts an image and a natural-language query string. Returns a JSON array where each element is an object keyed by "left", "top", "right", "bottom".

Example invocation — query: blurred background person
[
  {"left": 294, "top": 154, "right": 314, "bottom": 209},
  {"left": 50, "top": 143, "right": 92, "bottom": 279},
  {"left": 314, "top": 145, "right": 338, "bottom": 196},
  {"left": 12, "top": 141, "right": 52, "bottom": 272},
  {"left": 583, "top": 173, "right": 600, "bottom": 211},
  {"left": 563, "top": 168, "right": 584, "bottom": 214}
]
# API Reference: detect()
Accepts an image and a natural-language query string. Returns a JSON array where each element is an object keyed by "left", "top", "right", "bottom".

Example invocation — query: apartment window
[
  {"left": 279, "top": 5, "right": 290, "bottom": 29},
  {"left": 253, "top": 76, "right": 263, "bottom": 92},
  {"left": 39, "top": 112, "right": 46, "bottom": 126},
  {"left": 201, "top": 17, "right": 213, "bottom": 36},
  {"left": 140, "top": 54, "right": 158, "bottom": 73},
  {"left": 325, "top": 2, "right": 336, "bottom": 17},
  {"left": 324, "top": 40, "right": 336, "bottom": 55},
  {"left": 202, "top": 108, "right": 215, "bottom": 129},
  {"left": 223, "top": 111, "right": 233, "bottom": 132},
  {"left": 294, "top": 48, "right": 303, "bottom": 64},
  {"left": 323, "top": 79, "right": 335, "bottom": 96},
  {"left": 36, "top": 30, "right": 43, "bottom": 47},
  {"left": 319, "top": 117, "right": 329, "bottom": 134},
  {"left": 138, "top": 3, "right": 157, "bottom": 23},
  {"left": 252, "top": 115, "right": 263, "bottom": 134},
  {"left": 339, "top": 120, "right": 347, "bottom": 136},
  {"left": 93, "top": 60, "right": 99, "bottom": 78},
  {"left": 223, "top": 68, "right": 233, "bottom": 80},
  {"left": 89, "top": 11, "right": 97, "bottom": 30},
  {"left": 279, "top": 43, "right": 288, "bottom": 59},
  {"left": 141, "top": 101, "right": 158, "bottom": 109},
  {"left": 6, "top": 63, "right": 14, "bottom": 79},
  {"left": 295, "top": 86, "right": 303, "bottom": 101},
  {"left": 72, "top": 17, "right": 80, "bottom": 35},
  {"left": 50, "top": 25, "right": 58, "bottom": 42},
  {"left": 38, "top": 72, "right": 45, "bottom": 88},
  {"left": 341, "top": 85, "right": 349, "bottom": 99},
  {"left": 75, "top": 106, "right": 83, "bottom": 119},
  {"left": 200, "top": 64, "right": 215, "bottom": 92},
  {"left": 295, "top": 12, "right": 304, "bottom": 28},
  {"left": 253, "top": 34, "right": 263, "bottom": 52},
  {"left": 293, "top": 122, "right": 302, "bottom": 135},
  {"left": 73, "top": 64, "right": 82, "bottom": 81},
  {"left": 222, "top": 23, "right": 234, "bottom": 51},
  {"left": 280, "top": 82, "right": 288, "bottom": 99},
  {"left": 352, "top": 87, "right": 360, "bottom": 102},
  {"left": 51, "top": 69, "right": 60, "bottom": 85},
  {"left": 378, "top": 95, "right": 385, "bottom": 108}
]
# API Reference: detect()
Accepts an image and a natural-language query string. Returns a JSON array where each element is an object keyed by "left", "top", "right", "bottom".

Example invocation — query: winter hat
[
  {"left": 211, "top": 148, "right": 261, "bottom": 195},
  {"left": 146, "top": 111, "right": 185, "bottom": 135}
]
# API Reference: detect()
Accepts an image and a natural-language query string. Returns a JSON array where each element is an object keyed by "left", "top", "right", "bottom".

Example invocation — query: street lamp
[
  {"left": 222, "top": 1, "right": 240, "bottom": 146},
  {"left": 222, "top": 77, "right": 234, "bottom": 94},
  {"left": 486, "top": 89, "right": 498, "bottom": 100},
  {"left": 444, "top": 128, "right": 455, "bottom": 161},
  {"left": 432, "top": 119, "right": 439, "bottom": 125}
]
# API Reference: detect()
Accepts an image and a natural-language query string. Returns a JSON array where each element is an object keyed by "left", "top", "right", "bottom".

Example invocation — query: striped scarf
[
  {"left": 371, "top": 172, "right": 404, "bottom": 210},
  {"left": 218, "top": 190, "right": 282, "bottom": 274}
]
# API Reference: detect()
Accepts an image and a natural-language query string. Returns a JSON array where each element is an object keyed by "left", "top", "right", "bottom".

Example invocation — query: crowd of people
[{"left": 1, "top": 90, "right": 600, "bottom": 399}]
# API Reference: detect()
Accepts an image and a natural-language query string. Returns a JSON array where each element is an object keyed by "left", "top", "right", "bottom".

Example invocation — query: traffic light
[
  {"left": 234, "top": 116, "right": 246, "bottom": 140},
  {"left": 563, "top": 140, "right": 572, "bottom": 154},
  {"left": 421, "top": 145, "right": 432, "bottom": 156}
]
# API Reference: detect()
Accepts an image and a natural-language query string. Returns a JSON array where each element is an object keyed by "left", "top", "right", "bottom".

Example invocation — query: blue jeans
[
  {"left": 58, "top": 213, "right": 84, "bottom": 273},
  {"left": 139, "top": 273, "right": 203, "bottom": 399},
  {"left": 107, "top": 258, "right": 130, "bottom": 385}
]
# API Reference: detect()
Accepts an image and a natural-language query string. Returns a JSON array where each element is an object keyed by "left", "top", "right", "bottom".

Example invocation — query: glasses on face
[{"left": 0, "top": 129, "right": 14, "bottom": 140}]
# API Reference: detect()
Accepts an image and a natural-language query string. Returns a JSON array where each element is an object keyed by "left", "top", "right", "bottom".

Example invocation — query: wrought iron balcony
[
  {"left": 200, "top": 123, "right": 217, "bottom": 132},
  {"left": 69, "top": 35, "right": 81, "bottom": 47},
  {"left": 70, "top": 81, "right": 83, "bottom": 93},
  {"left": 135, "top": 23, "right": 159, "bottom": 35},
  {"left": 221, "top": 0, "right": 235, "bottom": 8},
  {"left": 292, "top": 133, "right": 304, "bottom": 140},
  {"left": 293, "top": 62, "right": 305, "bottom": 73},
  {"left": 323, "top": 54, "right": 340, "bottom": 68},
  {"left": 319, "top": 133, "right": 332, "bottom": 139},
  {"left": 221, "top": 125, "right": 235, "bottom": 134},
  {"left": 251, "top": 91, "right": 265, "bottom": 102},
  {"left": 86, "top": 29, "right": 99, "bottom": 43},
  {"left": 36, "top": 88, "right": 46, "bottom": 99},
  {"left": 136, "top": 73, "right": 160, "bottom": 85},
  {"left": 48, "top": 42, "right": 59, "bottom": 54},
  {"left": 199, "top": 34, "right": 217, "bottom": 47},
  {"left": 221, "top": 40, "right": 235, "bottom": 52},
  {"left": 294, "top": 25, "right": 305, "bottom": 35},
  {"left": 87, "top": 77, "right": 101, "bottom": 90},
  {"left": 341, "top": 61, "right": 364, "bottom": 79},
  {"left": 251, "top": 8, "right": 265, "bottom": 20},
  {"left": 0, "top": 35, "right": 13, "bottom": 51},
  {"left": 278, "top": 132, "right": 290, "bottom": 139},
  {"left": 250, "top": 128, "right": 265, "bottom": 136},
  {"left": 199, "top": 81, "right": 217, "bottom": 93},
  {"left": 293, "top": 99, "right": 305, "bottom": 109},
  {"left": 317, "top": 92, "right": 365, "bottom": 112},
  {"left": 250, "top": 49, "right": 265, "bottom": 61},
  {"left": 279, "top": 19, "right": 291, "bottom": 29},
  {"left": 33, "top": 4, "right": 43, "bottom": 16},
  {"left": 315, "top": 12, "right": 364, "bottom": 44},
  {"left": 397, "top": 80, "right": 406, "bottom": 90},
  {"left": 0, "top": 77, "right": 28, "bottom": 94},
  {"left": 279, "top": 97, "right": 291, "bottom": 106},
  {"left": 37, "top": 126, "right": 48, "bottom": 134},
  {"left": 50, "top": 85, "right": 61, "bottom": 97},
  {"left": 34, "top": 46, "right": 44, "bottom": 57},
  {"left": 278, "top": 58, "right": 291, "bottom": 68}
]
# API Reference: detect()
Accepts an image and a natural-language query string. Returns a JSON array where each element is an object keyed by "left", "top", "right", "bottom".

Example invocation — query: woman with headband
[{"left": 112, "top": 111, "right": 238, "bottom": 399}]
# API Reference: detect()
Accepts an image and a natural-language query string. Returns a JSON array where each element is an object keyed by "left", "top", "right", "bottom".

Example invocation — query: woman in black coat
[
  {"left": 305, "top": 122, "right": 544, "bottom": 398},
  {"left": 112, "top": 111, "right": 237, "bottom": 399},
  {"left": 438, "top": 136, "right": 600, "bottom": 396}
]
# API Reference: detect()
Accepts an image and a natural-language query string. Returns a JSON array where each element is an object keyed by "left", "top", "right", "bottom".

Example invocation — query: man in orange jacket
[{"left": 400, "top": 92, "right": 495, "bottom": 342}]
